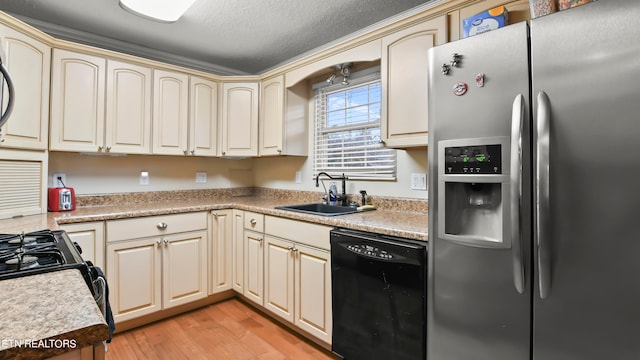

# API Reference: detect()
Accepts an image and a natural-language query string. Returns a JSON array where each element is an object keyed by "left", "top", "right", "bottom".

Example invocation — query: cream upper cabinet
[
  {"left": 259, "top": 76, "right": 284, "bottom": 156},
  {"left": 209, "top": 209, "right": 232, "bottom": 294},
  {"left": 381, "top": 15, "right": 447, "bottom": 148},
  {"left": 105, "top": 60, "right": 152, "bottom": 154},
  {"left": 51, "top": 49, "right": 152, "bottom": 154},
  {"left": 50, "top": 49, "right": 106, "bottom": 152},
  {"left": 189, "top": 76, "right": 218, "bottom": 157},
  {"left": 259, "top": 75, "right": 307, "bottom": 157},
  {"left": 0, "top": 25, "right": 50, "bottom": 150},
  {"left": 152, "top": 69, "right": 189, "bottom": 155},
  {"left": 221, "top": 82, "right": 259, "bottom": 157}
]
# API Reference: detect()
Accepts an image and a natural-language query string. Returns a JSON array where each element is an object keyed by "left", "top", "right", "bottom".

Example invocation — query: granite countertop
[
  {"left": 0, "top": 189, "right": 426, "bottom": 358},
  {"left": 0, "top": 269, "right": 109, "bottom": 360},
  {"left": 0, "top": 192, "right": 428, "bottom": 241}
]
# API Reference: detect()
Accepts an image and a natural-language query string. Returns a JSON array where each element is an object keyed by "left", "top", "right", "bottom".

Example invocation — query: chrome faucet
[{"left": 315, "top": 172, "right": 348, "bottom": 206}]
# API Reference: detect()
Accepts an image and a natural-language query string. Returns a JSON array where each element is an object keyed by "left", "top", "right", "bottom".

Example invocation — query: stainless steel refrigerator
[{"left": 427, "top": 1, "right": 640, "bottom": 359}]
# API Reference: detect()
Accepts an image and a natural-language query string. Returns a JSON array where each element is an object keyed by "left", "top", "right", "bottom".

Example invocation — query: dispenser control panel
[{"left": 445, "top": 144, "right": 502, "bottom": 174}]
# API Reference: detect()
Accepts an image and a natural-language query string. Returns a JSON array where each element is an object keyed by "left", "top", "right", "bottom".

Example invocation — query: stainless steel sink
[{"left": 275, "top": 203, "right": 360, "bottom": 216}]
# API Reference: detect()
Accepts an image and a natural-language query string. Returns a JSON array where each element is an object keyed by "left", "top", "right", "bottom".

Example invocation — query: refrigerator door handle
[
  {"left": 511, "top": 94, "right": 525, "bottom": 294},
  {"left": 536, "top": 91, "right": 552, "bottom": 299}
]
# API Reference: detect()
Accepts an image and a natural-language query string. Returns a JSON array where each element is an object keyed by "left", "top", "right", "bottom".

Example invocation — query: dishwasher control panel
[{"left": 347, "top": 244, "right": 394, "bottom": 259}]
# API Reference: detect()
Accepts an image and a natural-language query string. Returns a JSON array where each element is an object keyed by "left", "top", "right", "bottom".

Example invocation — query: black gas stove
[{"left": 0, "top": 229, "right": 96, "bottom": 295}]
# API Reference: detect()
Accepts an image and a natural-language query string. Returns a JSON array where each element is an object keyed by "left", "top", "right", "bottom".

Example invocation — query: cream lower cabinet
[
  {"left": 244, "top": 229, "right": 264, "bottom": 306},
  {"left": 209, "top": 209, "right": 232, "bottom": 294},
  {"left": 105, "top": 212, "right": 208, "bottom": 323},
  {"left": 380, "top": 15, "right": 447, "bottom": 148},
  {"left": 243, "top": 211, "right": 264, "bottom": 305},
  {"left": 58, "top": 221, "right": 105, "bottom": 270},
  {"left": 232, "top": 209, "right": 244, "bottom": 293},
  {"left": 263, "top": 216, "right": 332, "bottom": 343}
]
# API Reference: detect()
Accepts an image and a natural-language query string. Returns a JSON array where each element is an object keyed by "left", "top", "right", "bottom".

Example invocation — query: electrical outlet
[
  {"left": 411, "top": 173, "right": 427, "bottom": 190},
  {"left": 195, "top": 172, "right": 207, "bottom": 183},
  {"left": 295, "top": 171, "right": 302, "bottom": 184},
  {"left": 140, "top": 171, "right": 149, "bottom": 185},
  {"left": 52, "top": 173, "right": 67, "bottom": 187}
]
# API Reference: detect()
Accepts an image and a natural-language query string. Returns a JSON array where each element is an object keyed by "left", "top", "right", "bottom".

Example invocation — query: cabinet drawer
[
  {"left": 244, "top": 211, "right": 264, "bottom": 232},
  {"left": 107, "top": 212, "right": 207, "bottom": 242},
  {"left": 265, "top": 216, "right": 331, "bottom": 250}
]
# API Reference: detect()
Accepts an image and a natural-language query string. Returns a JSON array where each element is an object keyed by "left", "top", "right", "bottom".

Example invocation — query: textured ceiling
[{"left": 0, "top": 0, "right": 434, "bottom": 75}]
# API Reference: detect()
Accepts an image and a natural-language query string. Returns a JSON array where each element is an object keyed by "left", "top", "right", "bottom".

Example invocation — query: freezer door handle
[
  {"left": 510, "top": 94, "right": 525, "bottom": 294},
  {"left": 536, "top": 91, "right": 552, "bottom": 299}
]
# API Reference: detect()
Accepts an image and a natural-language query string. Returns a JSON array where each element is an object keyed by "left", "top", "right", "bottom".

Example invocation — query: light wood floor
[{"left": 104, "top": 298, "right": 337, "bottom": 360}]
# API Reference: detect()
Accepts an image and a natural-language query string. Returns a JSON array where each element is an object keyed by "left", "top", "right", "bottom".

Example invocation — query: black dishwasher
[{"left": 330, "top": 228, "right": 427, "bottom": 360}]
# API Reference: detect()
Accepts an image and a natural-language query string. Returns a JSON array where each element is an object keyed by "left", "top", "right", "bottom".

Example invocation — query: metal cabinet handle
[
  {"left": 250, "top": 219, "right": 257, "bottom": 226},
  {"left": 98, "top": 145, "right": 104, "bottom": 151},
  {"left": 511, "top": 94, "right": 525, "bottom": 295},
  {"left": 190, "top": 150, "right": 195, "bottom": 155},
  {"left": 106, "top": 145, "right": 111, "bottom": 151},
  {"left": 536, "top": 91, "right": 552, "bottom": 300},
  {"left": 156, "top": 239, "right": 161, "bottom": 245},
  {"left": 211, "top": 211, "right": 218, "bottom": 217},
  {"left": 164, "top": 238, "right": 169, "bottom": 245},
  {"left": 157, "top": 222, "right": 168, "bottom": 230}
]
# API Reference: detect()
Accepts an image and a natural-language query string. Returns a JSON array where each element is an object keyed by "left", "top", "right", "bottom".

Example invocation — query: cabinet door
[
  {"left": 189, "top": 76, "right": 218, "bottom": 156},
  {"left": 162, "top": 230, "right": 208, "bottom": 309},
  {"left": 264, "top": 236, "right": 294, "bottom": 322},
  {"left": 244, "top": 229, "right": 264, "bottom": 306},
  {"left": 152, "top": 69, "right": 189, "bottom": 155},
  {"left": 50, "top": 49, "right": 106, "bottom": 152},
  {"left": 232, "top": 209, "right": 244, "bottom": 293},
  {"left": 105, "top": 60, "right": 152, "bottom": 154},
  {"left": 381, "top": 15, "right": 446, "bottom": 148},
  {"left": 106, "top": 237, "right": 161, "bottom": 323},
  {"left": 295, "top": 243, "right": 332, "bottom": 343},
  {"left": 58, "top": 222, "right": 105, "bottom": 270},
  {"left": 0, "top": 26, "right": 50, "bottom": 150},
  {"left": 209, "top": 209, "right": 233, "bottom": 294},
  {"left": 221, "top": 82, "right": 258, "bottom": 157},
  {"left": 259, "top": 76, "right": 284, "bottom": 156}
]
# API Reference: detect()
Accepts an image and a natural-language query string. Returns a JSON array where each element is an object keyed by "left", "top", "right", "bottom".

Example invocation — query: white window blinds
[{"left": 313, "top": 69, "right": 396, "bottom": 180}]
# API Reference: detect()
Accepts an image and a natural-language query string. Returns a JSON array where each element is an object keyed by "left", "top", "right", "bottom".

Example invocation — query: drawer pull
[
  {"left": 250, "top": 219, "right": 257, "bottom": 226},
  {"left": 156, "top": 239, "right": 161, "bottom": 245},
  {"left": 157, "top": 222, "right": 168, "bottom": 230}
]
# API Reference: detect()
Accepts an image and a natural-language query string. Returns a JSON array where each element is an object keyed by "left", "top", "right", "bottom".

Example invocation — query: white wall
[
  {"left": 253, "top": 147, "right": 428, "bottom": 200},
  {"left": 48, "top": 148, "right": 427, "bottom": 199},
  {"left": 48, "top": 152, "right": 254, "bottom": 194}
]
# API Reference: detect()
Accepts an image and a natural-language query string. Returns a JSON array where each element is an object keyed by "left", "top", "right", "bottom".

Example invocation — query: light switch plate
[
  {"left": 140, "top": 171, "right": 149, "bottom": 185},
  {"left": 411, "top": 173, "right": 427, "bottom": 190},
  {"left": 196, "top": 172, "right": 207, "bottom": 183}
]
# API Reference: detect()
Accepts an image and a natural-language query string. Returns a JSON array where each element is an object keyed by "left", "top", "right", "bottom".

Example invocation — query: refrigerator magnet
[
  {"left": 453, "top": 82, "right": 468, "bottom": 96},
  {"left": 476, "top": 73, "right": 485, "bottom": 87}
]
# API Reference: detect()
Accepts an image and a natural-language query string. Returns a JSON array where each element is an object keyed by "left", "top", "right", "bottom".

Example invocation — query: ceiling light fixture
[
  {"left": 325, "top": 63, "right": 353, "bottom": 86},
  {"left": 341, "top": 64, "right": 351, "bottom": 86},
  {"left": 119, "top": 0, "right": 197, "bottom": 22}
]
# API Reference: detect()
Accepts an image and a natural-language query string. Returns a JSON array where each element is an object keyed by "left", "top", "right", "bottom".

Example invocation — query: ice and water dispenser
[{"left": 437, "top": 137, "right": 512, "bottom": 248}]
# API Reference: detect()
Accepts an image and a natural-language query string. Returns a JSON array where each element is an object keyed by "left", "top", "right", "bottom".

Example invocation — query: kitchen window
[{"left": 313, "top": 67, "right": 396, "bottom": 180}]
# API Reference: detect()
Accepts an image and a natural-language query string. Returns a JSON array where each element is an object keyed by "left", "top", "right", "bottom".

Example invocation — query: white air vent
[{"left": 0, "top": 149, "right": 48, "bottom": 219}]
